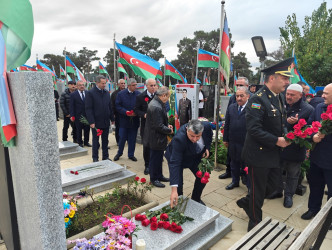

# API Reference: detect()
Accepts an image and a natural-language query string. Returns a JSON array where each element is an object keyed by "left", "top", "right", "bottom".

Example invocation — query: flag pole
[
  {"left": 64, "top": 47, "right": 68, "bottom": 85},
  {"left": 195, "top": 43, "right": 199, "bottom": 84},
  {"left": 113, "top": 33, "right": 117, "bottom": 89},
  {"left": 214, "top": 1, "right": 226, "bottom": 169},
  {"left": 164, "top": 57, "right": 166, "bottom": 86}
]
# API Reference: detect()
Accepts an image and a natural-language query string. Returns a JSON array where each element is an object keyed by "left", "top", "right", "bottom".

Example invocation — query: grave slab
[
  {"left": 132, "top": 199, "right": 233, "bottom": 250},
  {"left": 59, "top": 141, "right": 88, "bottom": 160}
]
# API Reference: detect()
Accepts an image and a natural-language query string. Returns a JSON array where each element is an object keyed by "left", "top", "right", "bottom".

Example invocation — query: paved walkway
[{"left": 1, "top": 121, "right": 330, "bottom": 250}]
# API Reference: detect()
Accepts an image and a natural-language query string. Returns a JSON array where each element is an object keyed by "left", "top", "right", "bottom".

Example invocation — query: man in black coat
[
  {"left": 237, "top": 58, "right": 294, "bottom": 231},
  {"left": 301, "top": 83, "right": 332, "bottom": 220},
  {"left": 144, "top": 87, "right": 173, "bottom": 188},
  {"left": 54, "top": 87, "right": 59, "bottom": 121},
  {"left": 85, "top": 75, "right": 114, "bottom": 162},
  {"left": 309, "top": 90, "right": 324, "bottom": 109},
  {"left": 114, "top": 78, "right": 140, "bottom": 161},
  {"left": 60, "top": 81, "right": 77, "bottom": 142},
  {"left": 70, "top": 80, "right": 91, "bottom": 148},
  {"left": 165, "top": 119, "right": 212, "bottom": 208},
  {"left": 178, "top": 89, "right": 192, "bottom": 127},
  {"left": 134, "top": 78, "right": 158, "bottom": 175},
  {"left": 110, "top": 79, "right": 126, "bottom": 145},
  {"left": 223, "top": 87, "right": 250, "bottom": 190},
  {"left": 279, "top": 84, "right": 314, "bottom": 208}
]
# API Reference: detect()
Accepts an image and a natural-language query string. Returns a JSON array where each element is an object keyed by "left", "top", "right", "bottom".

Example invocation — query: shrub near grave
[{"left": 66, "top": 177, "right": 152, "bottom": 238}]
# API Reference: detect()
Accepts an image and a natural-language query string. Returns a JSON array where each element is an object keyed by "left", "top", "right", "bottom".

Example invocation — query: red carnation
[
  {"left": 312, "top": 121, "right": 322, "bottom": 128},
  {"left": 286, "top": 132, "right": 295, "bottom": 140},
  {"left": 74, "top": 171, "right": 79, "bottom": 175},
  {"left": 150, "top": 216, "right": 157, "bottom": 223},
  {"left": 175, "top": 225, "right": 183, "bottom": 233},
  {"left": 244, "top": 166, "right": 248, "bottom": 175},
  {"left": 71, "top": 117, "right": 75, "bottom": 121},
  {"left": 142, "top": 219, "right": 150, "bottom": 227},
  {"left": 294, "top": 129, "right": 302, "bottom": 137},
  {"left": 135, "top": 214, "right": 143, "bottom": 221},
  {"left": 298, "top": 119, "right": 307, "bottom": 127},
  {"left": 163, "top": 221, "right": 170, "bottom": 230},
  {"left": 150, "top": 222, "right": 158, "bottom": 231},
  {"left": 201, "top": 177, "right": 209, "bottom": 184},
  {"left": 141, "top": 178, "right": 147, "bottom": 183},
  {"left": 141, "top": 215, "right": 147, "bottom": 220},
  {"left": 170, "top": 222, "right": 178, "bottom": 232},
  {"left": 145, "top": 97, "right": 149, "bottom": 102},
  {"left": 305, "top": 127, "right": 314, "bottom": 136},
  {"left": 321, "top": 113, "right": 330, "bottom": 121},
  {"left": 135, "top": 176, "right": 140, "bottom": 181},
  {"left": 293, "top": 124, "right": 301, "bottom": 130},
  {"left": 70, "top": 170, "right": 75, "bottom": 174},
  {"left": 312, "top": 126, "right": 319, "bottom": 133},
  {"left": 204, "top": 172, "right": 210, "bottom": 178},
  {"left": 196, "top": 171, "right": 203, "bottom": 178},
  {"left": 327, "top": 105, "right": 332, "bottom": 113},
  {"left": 160, "top": 213, "right": 168, "bottom": 221},
  {"left": 158, "top": 221, "right": 164, "bottom": 228},
  {"left": 299, "top": 131, "right": 307, "bottom": 138}
]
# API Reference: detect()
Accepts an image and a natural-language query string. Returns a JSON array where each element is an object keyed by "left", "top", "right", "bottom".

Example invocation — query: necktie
[
  {"left": 238, "top": 106, "right": 242, "bottom": 115},
  {"left": 81, "top": 91, "right": 85, "bottom": 101}
]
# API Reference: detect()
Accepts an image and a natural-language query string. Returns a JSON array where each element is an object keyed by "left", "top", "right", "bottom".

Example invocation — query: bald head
[
  {"left": 322, "top": 83, "right": 332, "bottom": 105},
  {"left": 146, "top": 78, "right": 157, "bottom": 94}
]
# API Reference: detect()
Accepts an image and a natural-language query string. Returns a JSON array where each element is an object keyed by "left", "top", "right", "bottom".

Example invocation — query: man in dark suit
[
  {"left": 70, "top": 80, "right": 91, "bottom": 148},
  {"left": 223, "top": 87, "right": 250, "bottom": 190},
  {"left": 85, "top": 75, "right": 114, "bottom": 162},
  {"left": 301, "top": 83, "right": 332, "bottom": 220},
  {"left": 144, "top": 86, "right": 173, "bottom": 188},
  {"left": 114, "top": 78, "right": 140, "bottom": 162},
  {"left": 134, "top": 78, "right": 157, "bottom": 174},
  {"left": 165, "top": 119, "right": 213, "bottom": 208},
  {"left": 309, "top": 90, "right": 324, "bottom": 109},
  {"left": 111, "top": 79, "right": 126, "bottom": 145},
  {"left": 178, "top": 89, "right": 192, "bottom": 127},
  {"left": 237, "top": 58, "right": 294, "bottom": 231}
]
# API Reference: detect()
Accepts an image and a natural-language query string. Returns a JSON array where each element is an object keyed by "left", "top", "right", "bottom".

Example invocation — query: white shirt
[
  {"left": 79, "top": 90, "right": 85, "bottom": 100},
  {"left": 199, "top": 91, "right": 204, "bottom": 109}
]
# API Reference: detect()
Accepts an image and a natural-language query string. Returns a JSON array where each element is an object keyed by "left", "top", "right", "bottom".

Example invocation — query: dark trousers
[
  {"left": 62, "top": 116, "right": 77, "bottom": 141},
  {"left": 149, "top": 149, "right": 164, "bottom": 182},
  {"left": 199, "top": 108, "right": 204, "bottom": 117},
  {"left": 117, "top": 127, "right": 138, "bottom": 157},
  {"left": 114, "top": 115, "right": 120, "bottom": 144},
  {"left": 92, "top": 126, "right": 109, "bottom": 161},
  {"left": 225, "top": 150, "right": 231, "bottom": 173},
  {"left": 75, "top": 120, "right": 90, "bottom": 145},
  {"left": 278, "top": 160, "right": 301, "bottom": 197},
  {"left": 177, "top": 164, "right": 206, "bottom": 202},
  {"left": 308, "top": 162, "right": 332, "bottom": 213},
  {"left": 230, "top": 160, "right": 244, "bottom": 184},
  {"left": 141, "top": 127, "right": 150, "bottom": 168},
  {"left": 55, "top": 103, "right": 59, "bottom": 119},
  {"left": 248, "top": 166, "right": 280, "bottom": 228}
]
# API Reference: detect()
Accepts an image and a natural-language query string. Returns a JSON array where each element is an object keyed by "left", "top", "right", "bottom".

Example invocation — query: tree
[
  {"left": 232, "top": 52, "right": 252, "bottom": 80},
  {"left": 78, "top": 47, "right": 100, "bottom": 76},
  {"left": 138, "top": 36, "right": 163, "bottom": 61},
  {"left": 122, "top": 36, "right": 138, "bottom": 50},
  {"left": 40, "top": 54, "right": 64, "bottom": 77},
  {"left": 103, "top": 48, "right": 116, "bottom": 78},
  {"left": 279, "top": 2, "right": 332, "bottom": 86}
]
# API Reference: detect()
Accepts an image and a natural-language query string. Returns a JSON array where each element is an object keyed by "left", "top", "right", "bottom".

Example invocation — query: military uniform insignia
[
  {"left": 251, "top": 103, "right": 261, "bottom": 109},
  {"left": 257, "top": 92, "right": 263, "bottom": 97},
  {"left": 268, "top": 95, "right": 272, "bottom": 98},
  {"left": 271, "top": 104, "right": 277, "bottom": 116}
]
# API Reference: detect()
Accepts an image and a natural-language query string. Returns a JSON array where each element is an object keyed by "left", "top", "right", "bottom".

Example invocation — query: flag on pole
[
  {"left": 116, "top": 42, "right": 160, "bottom": 80},
  {"left": 10, "top": 68, "right": 18, "bottom": 72},
  {"left": 204, "top": 76, "right": 209, "bottom": 85},
  {"left": 234, "top": 75, "right": 237, "bottom": 92},
  {"left": 117, "top": 61, "right": 128, "bottom": 75},
  {"left": 60, "top": 65, "right": 65, "bottom": 76},
  {"left": 165, "top": 59, "right": 187, "bottom": 83},
  {"left": 75, "top": 67, "right": 86, "bottom": 82},
  {"left": 19, "top": 64, "right": 36, "bottom": 71},
  {"left": 194, "top": 77, "right": 201, "bottom": 84},
  {"left": 156, "top": 78, "right": 163, "bottom": 87},
  {"left": 219, "top": 15, "right": 231, "bottom": 83},
  {"left": 198, "top": 49, "right": 219, "bottom": 68},
  {"left": 291, "top": 55, "right": 315, "bottom": 94},
  {"left": 36, "top": 60, "right": 56, "bottom": 77},
  {"left": 66, "top": 73, "right": 72, "bottom": 82},
  {"left": 99, "top": 61, "right": 108, "bottom": 74},
  {"left": 65, "top": 55, "right": 76, "bottom": 74},
  {"left": 156, "top": 69, "right": 163, "bottom": 80}
]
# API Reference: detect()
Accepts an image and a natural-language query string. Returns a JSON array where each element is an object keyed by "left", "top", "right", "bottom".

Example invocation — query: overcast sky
[{"left": 27, "top": 0, "right": 329, "bottom": 72}]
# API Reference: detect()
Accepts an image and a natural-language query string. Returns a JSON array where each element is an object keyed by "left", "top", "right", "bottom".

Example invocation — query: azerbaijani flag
[
  {"left": 156, "top": 69, "right": 163, "bottom": 80},
  {"left": 194, "top": 77, "right": 201, "bottom": 84},
  {"left": 117, "top": 61, "right": 127, "bottom": 75},
  {"left": 291, "top": 55, "right": 315, "bottom": 94},
  {"left": 19, "top": 64, "right": 36, "bottom": 71},
  {"left": 36, "top": 60, "right": 56, "bottom": 77},
  {"left": 198, "top": 49, "right": 219, "bottom": 68},
  {"left": 165, "top": 59, "right": 187, "bottom": 83},
  {"left": 75, "top": 66, "right": 86, "bottom": 82},
  {"left": 60, "top": 65, "right": 65, "bottom": 76},
  {"left": 116, "top": 42, "right": 160, "bottom": 80},
  {"left": 219, "top": 15, "right": 231, "bottom": 82},
  {"left": 10, "top": 68, "right": 18, "bottom": 72},
  {"left": 99, "top": 61, "right": 108, "bottom": 74},
  {"left": 65, "top": 55, "right": 76, "bottom": 74},
  {"left": 156, "top": 79, "right": 163, "bottom": 87}
]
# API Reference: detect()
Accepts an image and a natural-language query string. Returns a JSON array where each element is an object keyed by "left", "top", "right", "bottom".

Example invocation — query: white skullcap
[{"left": 287, "top": 84, "right": 303, "bottom": 93}]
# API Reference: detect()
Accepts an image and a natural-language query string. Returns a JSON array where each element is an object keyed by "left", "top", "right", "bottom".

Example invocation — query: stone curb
[{"left": 66, "top": 200, "right": 159, "bottom": 249}]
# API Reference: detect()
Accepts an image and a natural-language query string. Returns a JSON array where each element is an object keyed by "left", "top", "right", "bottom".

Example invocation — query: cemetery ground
[{"left": 1, "top": 121, "right": 332, "bottom": 250}]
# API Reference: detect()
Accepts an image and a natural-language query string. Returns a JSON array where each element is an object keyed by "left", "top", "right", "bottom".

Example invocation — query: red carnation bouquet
[
  {"left": 285, "top": 118, "right": 314, "bottom": 149},
  {"left": 79, "top": 116, "right": 103, "bottom": 136},
  {"left": 319, "top": 104, "right": 332, "bottom": 135},
  {"left": 196, "top": 158, "right": 213, "bottom": 184},
  {"left": 134, "top": 196, "right": 193, "bottom": 234}
]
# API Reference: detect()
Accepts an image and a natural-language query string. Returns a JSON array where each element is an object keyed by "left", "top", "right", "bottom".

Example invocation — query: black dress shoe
[
  {"left": 113, "top": 154, "right": 120, "bottom": 161},
  {"left": 144, "top": 168, "right": 149, "bottom": 175},
  {"left": 84, "top": 143, "right": 92, "bottom": 147},
  {"left": 198, "top": 200, "right": 206, "bottom": 206},
  {"left": 226, "top": 182, "right": 239, "bottom": 190},
  {"left": 93, "top": 159, "right": 98, "bottom": 162},
  {"left": 266, "top": 191, "right": 283, "bottom": 199},
  {"left": 159, "top": 176, "right": 170, "bottom": 182},
  {"left": 79, "top": 144, "right": 84, "bottom": 147},
  {"left": 283, "top": 196, "right": 293, "bottom": 208},
  {"left": 129, "top": 156, "right": 137, "bottom": 161},
  {"left": 301, "top": 210, "right": 318, "bottom": 220},
  {"left": 152, "top": 180, "right": 165, "bottom": 188},
  {"left": 236, "top": 197, "right": 250, "bottom": 217},
  {"left": 102, "top": 158, "right": 112, "bottom": 161},
  {"left": 107, "top": 146, "right": 110, "bottom": 149},
  {"left": 218, "top": 172, "right": 231, "bottom": 179},
  {"left": 73, "top": 140, "right": 78, "bottom": 143}
]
